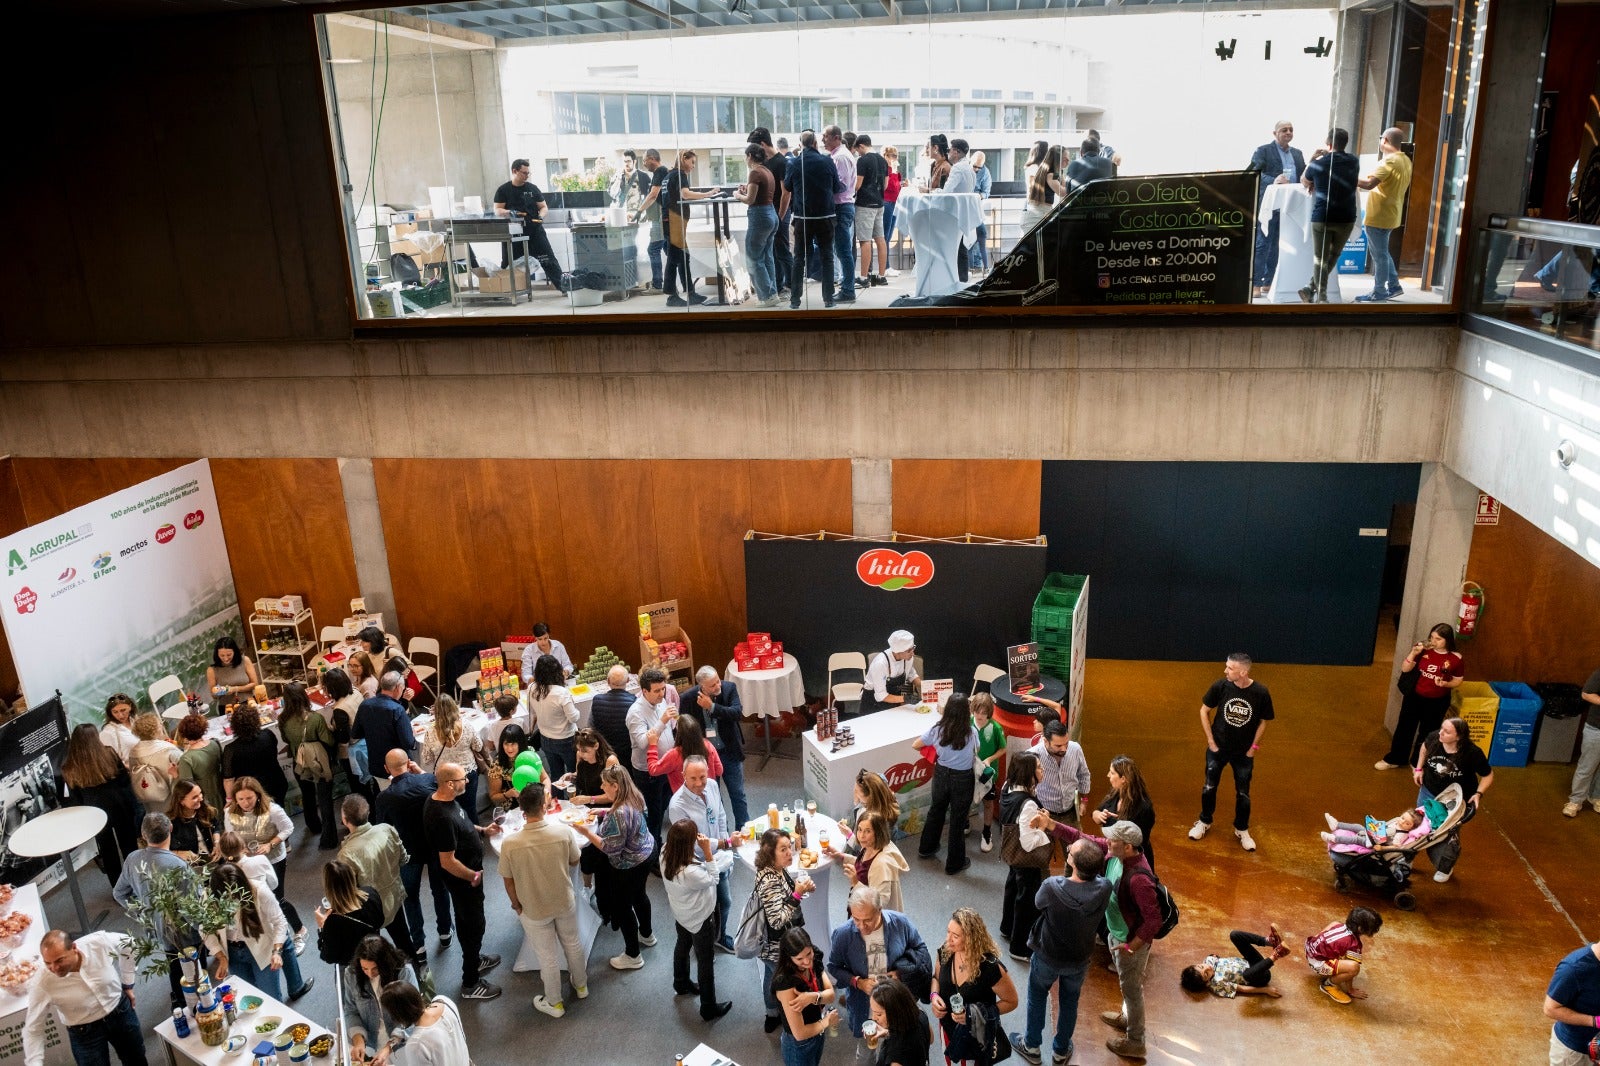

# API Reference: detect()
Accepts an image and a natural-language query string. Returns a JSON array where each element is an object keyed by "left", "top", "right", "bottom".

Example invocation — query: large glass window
[{"left": 322, "top": 2, "right": 1485, "bottom": 323}]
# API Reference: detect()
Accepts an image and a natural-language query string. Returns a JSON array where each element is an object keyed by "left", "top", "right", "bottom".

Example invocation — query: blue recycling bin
[{"left": 1487, "top": 682, "right": 1542, "bottom": 766}]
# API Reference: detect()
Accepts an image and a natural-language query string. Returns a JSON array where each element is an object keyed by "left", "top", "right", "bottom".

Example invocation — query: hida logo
[
  {"left": 882, "top": 760, "right": 934, "bottom": 794},
  {"left": 856, "top": 549, "right": 935, "bottom": 591}
]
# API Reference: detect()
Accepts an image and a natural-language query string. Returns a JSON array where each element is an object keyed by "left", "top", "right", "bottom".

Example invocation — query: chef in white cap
[{"left": 862, "top": 630, "right": 920, "bottom": 713}]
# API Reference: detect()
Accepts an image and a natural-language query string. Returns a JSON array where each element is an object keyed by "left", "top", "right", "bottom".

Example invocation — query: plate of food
[
  {"left": 0, "top": 957, "right": 38, "bottom": 995},
  {"left": 568, "top": 683, "right": 591, "bottom": 697},
  {"left": 558, "top": 809, "right": 591, "bottom": 826},
  {"left": 253, "top": 1016, "right": 284, "bottom": 1035}
]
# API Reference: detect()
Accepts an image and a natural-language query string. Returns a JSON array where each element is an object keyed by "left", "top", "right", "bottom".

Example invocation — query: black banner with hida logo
[
  {"left": 0, "top": 696, "right": 68, "bottom": 884},
  {"left": 928, "top": 170, "right": 1258, "bottom": 308}
]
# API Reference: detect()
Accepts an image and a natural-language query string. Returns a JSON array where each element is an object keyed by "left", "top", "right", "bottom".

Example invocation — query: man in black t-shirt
[
  {"left": 852, "top": 135, "right": 889, "bottom": 285},
  {"left": 654, "top": 150, "right": 713, "bottom": 306},
  {"left": 633, "top": 149, "right": 670, "bottom": 290},
  {"left": 1189, "top": 653, "right": 1274, "bottom": 851},
  {"left": 424, "top": 763, "right": 503, "bottom": 1000},
  {"left": 1298, "top": 128, "right": 1360, "bottom": 303},
  {"left": 492, "top": 158, "right": 566, "bottom": 293}
]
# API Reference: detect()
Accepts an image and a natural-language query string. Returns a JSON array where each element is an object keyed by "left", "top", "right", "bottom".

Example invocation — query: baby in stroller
[{"left": 1320, "top": 806, "right": 1432, "bottom": 854}]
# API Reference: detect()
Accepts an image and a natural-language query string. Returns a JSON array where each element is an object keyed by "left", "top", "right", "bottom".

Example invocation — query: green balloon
[
  {"left": 513, "top": 751, "right": 543, "bottom": 773},
  {"left": 511, "top": 764, "right": 542, "bottom": 791}
]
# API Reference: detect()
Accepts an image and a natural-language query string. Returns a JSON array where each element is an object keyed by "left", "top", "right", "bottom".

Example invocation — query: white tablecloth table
[
  {"left": 154, "top": 978, "right": 320, "bottom": 1066},
  {"left": 732, "top": 809, "right": 845, "bottom": 942},
  {"left": 1259, "top": 182, "right": 1345, "bottom": 304},
  {"left": 801, "top": 707, "right": 939, "bottom": 838},
  {"left": 727, "top": 655, "right": 806, "bottom": 769},
  {"left": 6, "top": 808, "right": 108, "bottom": 936},
  {"left": 489, "top": 809, "right": 600, "bottom": 975},
  {"left": 0, "top": 885, "right": 72, "bottom": 1066},
  {"left": 897, "top": 191, "right": 983, "bottom": 298}
]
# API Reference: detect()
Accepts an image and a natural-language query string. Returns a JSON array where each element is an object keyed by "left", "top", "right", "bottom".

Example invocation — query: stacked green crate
[{"left": 1031, "top": 573, "right": 1085, "bottom": 679}]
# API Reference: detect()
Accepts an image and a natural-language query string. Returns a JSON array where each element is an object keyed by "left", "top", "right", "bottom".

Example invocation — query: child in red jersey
[{"left": 1305, "top": 906, "right": 1382, "bottom": 1004}]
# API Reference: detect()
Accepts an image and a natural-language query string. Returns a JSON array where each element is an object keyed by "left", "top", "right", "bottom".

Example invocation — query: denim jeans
[
  {"left": 719, "top": 758, "right": 750, "bottom": 827},
  {"left": 1568, "top": 724, "right": 1600, "bottom": 804},
  {"left": 400, "top": 857, "right": 454, "bottom": 947},
  {"left": 228, "top": 939, "right": 283, "bottom": 1000},
  {"left": 883, "top": 201, "right": 897, "bottom": 245},
  {"left": 717, "top": 868, "right": 733, "bottom": 945},
  {"left": 1365, "top": 224, "right": 1398, "bottom": 295},
  {"left": 832, "top": 204, "right": 856, "bottom": 296},
  {"left": 1024, "top": 953, "right": 1088, "bottom": 1056},
  {"left": 970, "top": 223, "right": 989, "bottom": 268},
  {"left": 65, "top": 993, "right": 146, "bottom": 1066},
  {"left": 1254, "top": 211, "right": 1281, "bottom": 287},
  {"left": 763, "top": 959, "right": 780, "bottom": 1016},
  {"left": 745, "top": 204, "right": 779, "bottom": 299},
  {"left": 1199, "top": 748, "right": 1256, "bottom": 831},
  {"left": 781, "top": 1030, "right": 826, "bottom": 1066}
]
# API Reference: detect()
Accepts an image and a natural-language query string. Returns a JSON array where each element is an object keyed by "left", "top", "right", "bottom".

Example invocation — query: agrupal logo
[
  {"left": 855, "top": 548, "right": 935, "bottom": 591},
  {"left": 6, "top": 523, "right": 93, "bottom": 576}
]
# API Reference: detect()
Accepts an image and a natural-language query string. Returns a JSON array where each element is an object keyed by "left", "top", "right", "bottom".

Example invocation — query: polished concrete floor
[{"left": 45, "top": 643, "right": 1595, "bottom": 1065}]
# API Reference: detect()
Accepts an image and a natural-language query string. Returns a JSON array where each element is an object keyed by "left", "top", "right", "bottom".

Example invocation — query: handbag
[
  {"left": 1396, "top": 667, "right": 1419, "bottom": 696},
  {"left": 732, "top": 887, "right": 769, "bottom": 960},
  {"left": 1000, "top": 821, "right": 1052, "bottom": 869}
]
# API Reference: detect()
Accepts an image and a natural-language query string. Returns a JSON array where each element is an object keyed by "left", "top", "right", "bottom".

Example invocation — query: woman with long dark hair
[
  {"left": 99, "top": 692, "right": 139, "bottom": 764},
  {"left": 207, "top": 636, "right": 258, "bottom": 710},
  {"left": 844, "top": 811, "right": 907, "bottom": 912},
  {"left": 486, "top": 724, "right": 536, "bottom": 809},
  {"left": 648, "top": 713, "right": 723, "bottom": 794},
  {"left": 753, "top": 828, "right": 814, "bottom": 1032},
  {"left": 320, "top": 666, "right": 367, "bottom": 799},
  {"left": 573, "top": 765, "right": 654, "bottom": 971},
  {"left": 279, "top": 681, "right": 337, "bottom": 848},
  {"left": 913, "top": 693, "right": 977, "bottom": 875},
  {"left": 772, "top": 928, "right": 839, "bottom": 1066},
  {"left": 1091, "top": 754, "right": 1157, "bottom": 869},
  {"left": 1379, "top": 622, "right": 1464, "bottom": 771},
  {"left": 925, "top": 135, "right": 951, "bottom": 192},
  {"left": 998, "top": 751, "right": 1044, "bottom": 961},
  {"left": 526, "top": 654, "right": 579, "bottom": 783},
  {"left": 376, "top": 982, "right": 469, "bottom": 1066},
  {"left": 1025, "top": 145, "right": 1065, "bottom": 229},
  {"left": 1414, "top": 716, "right": 1493, "bottom": 882},
  {"left": 845, "top": 770, "right": 901, "bottom": 858},
  {"left": 341, "top": 935, "right": 418, "bottom": 1063},
  {"left": 870, "top": 978, "right": 932, "bottom": 1066},
  {"left": 61, "top": 724, "right": 140, "bottom": 889},
  {"left": 166, "top": 778, "right": 218, "bottom": 863},
  {"left": 661, "top": 818, "right": 734, "bottom": 1020},
  {"left": 205, "top": 861, "right": 313, "bottom": 1002}
]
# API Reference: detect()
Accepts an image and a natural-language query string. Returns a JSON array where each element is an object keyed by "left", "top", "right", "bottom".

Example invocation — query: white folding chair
[
  {"left": 826, "top": 652, "right": 867, "bottom": 715},
  {"left": 408, "top": 637, "right": 441, "bottom": 700},
  {"left": 319, "top": 626, "right": 346, "bottom": 651},
  {"left": 148, "top": 674, "right": 186, "bottom": 715},
  {"left": 456, "top": 670, "right": 480, "bottom": 701},
  {"left": 971, "top": 664, "right": 1005, "bottom": 696}
]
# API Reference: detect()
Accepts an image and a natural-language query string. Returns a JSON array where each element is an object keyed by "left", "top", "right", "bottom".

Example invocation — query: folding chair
[{"left": 827, "top": 652, "right": 867, "bottom": 716}]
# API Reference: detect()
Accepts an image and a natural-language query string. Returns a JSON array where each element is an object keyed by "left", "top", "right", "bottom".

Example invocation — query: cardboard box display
[
  {"left": 638, "top": 600, "right": 693, "bottom": 673},
  {"left": 472, "top": 266, "right": 529, "bottom": 293}
]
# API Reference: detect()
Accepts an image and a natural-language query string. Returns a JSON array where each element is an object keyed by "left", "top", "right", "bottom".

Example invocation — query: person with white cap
[{"left": 863, "top": 631, "right": 921, "bottom": 714}]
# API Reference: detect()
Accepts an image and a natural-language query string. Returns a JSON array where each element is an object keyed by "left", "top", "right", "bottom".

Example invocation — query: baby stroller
[{"left": 1329, "top": 783, "right": 1472, "bottom": 910}]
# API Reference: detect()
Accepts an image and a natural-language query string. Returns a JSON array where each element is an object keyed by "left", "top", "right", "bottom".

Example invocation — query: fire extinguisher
[{"left": 1457, "top": 581, "right": 1485, "bottom": 639}]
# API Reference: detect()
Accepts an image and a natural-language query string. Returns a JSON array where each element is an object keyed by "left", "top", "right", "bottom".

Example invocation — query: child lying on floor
[
  {"left": 1180, "top": 925, "right": 1290, "bottom": 999},
  {"left": 1319, "top": 806, "right": 1431, "bottom": 853}
]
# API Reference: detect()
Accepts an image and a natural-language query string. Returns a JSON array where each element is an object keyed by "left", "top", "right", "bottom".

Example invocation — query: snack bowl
[
  {"left": 254, "top": 1015, "right": 284, "bottom": 1035},
  {"left": 239, "top": 995, "right": 263, "bottom": 1014},
  {"left": 308, "top": 1034, "right": 334, "bottom": 1058},
  {"left": 223, "top": 1036, "right": 249, "bottom": 1057},
  {"left": 286, "top": 1023, "right": 311, "bottom": 1044}
]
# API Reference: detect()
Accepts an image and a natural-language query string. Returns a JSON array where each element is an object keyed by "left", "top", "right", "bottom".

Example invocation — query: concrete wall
[{"left": 0, "top": 325, "right": 1457, "bottom": 463}]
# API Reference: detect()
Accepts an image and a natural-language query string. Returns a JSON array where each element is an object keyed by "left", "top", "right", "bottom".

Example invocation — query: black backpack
[{"left": 1148, "top": 871, "right": 1180, "bottom": 939}]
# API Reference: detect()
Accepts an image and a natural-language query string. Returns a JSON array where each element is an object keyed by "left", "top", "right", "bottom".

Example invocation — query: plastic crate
[
  {"left": 1451, "top": 682, "right": 1500, "bottom": 750},
  {"left": 1486, "top": 682, "right": 1542, "bottom": 767},
  {"left": 1032, "top": 605, "right": 1073, "bottom": 631}
]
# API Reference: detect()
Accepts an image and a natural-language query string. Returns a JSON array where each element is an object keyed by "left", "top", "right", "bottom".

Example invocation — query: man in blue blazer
[
  {"left": 827, "top": 886, "right": 933, "bottom": 1036},
  {"left": 681, "top": 665, "right": 749, "bottom": 828},
  {"left": 1249, "top": 121, "right": 1306, "bottom": 296}
]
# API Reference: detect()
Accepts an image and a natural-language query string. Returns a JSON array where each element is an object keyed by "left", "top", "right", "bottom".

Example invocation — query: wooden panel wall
[
  {"left": 892, "top": 460, "right": 1042, "bottom": 539},
  {"left": 0, "top": 459, "right": 28, "bottom": 701},
  {"left": 1461, "top": 502, "right": 1600, "bottom": 685},
  {"left": 2, "top": 458, "right": 360, "bottom": 684},
  {"left": 372, "top": 459, "right": 853, "bottom": 679}
]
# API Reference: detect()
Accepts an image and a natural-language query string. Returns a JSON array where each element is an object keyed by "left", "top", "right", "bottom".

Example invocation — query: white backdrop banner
[{"left": 0, "top": 460, "right": 242, "bottom": 728}]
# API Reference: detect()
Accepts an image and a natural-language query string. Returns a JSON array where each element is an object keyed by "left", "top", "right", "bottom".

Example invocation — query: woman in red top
[
  {"left": 647, "top": 713, "right": 723, "bottom": 793},
  {"left": 1377, "top": 622, "right": 1464, "bottom": 770}
]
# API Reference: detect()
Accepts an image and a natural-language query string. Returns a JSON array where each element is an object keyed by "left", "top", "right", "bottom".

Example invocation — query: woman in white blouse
[
  {"left": 525, "top": 654, "right": 579, "bottom": 783},
  {"left": 99, "top": 693, "right": 139, "bottom": 764},
  {"left": 205, "top": 861, "right": 314, "bottom": 1002},
  {"left": 419, "top": 697, "right": 485, "bottom": 822},
  {"left": 372, "top": 984, "right": 470, "bottom": 1066}
]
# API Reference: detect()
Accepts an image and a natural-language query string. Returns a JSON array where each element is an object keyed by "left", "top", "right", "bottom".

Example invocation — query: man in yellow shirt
[{"left": 1356, "top": 128, "right": 1413, "bottom": 303}]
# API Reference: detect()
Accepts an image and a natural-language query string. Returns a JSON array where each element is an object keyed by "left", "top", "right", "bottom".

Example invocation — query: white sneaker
[
  {"left": 1374, "top": 759, "right": 1401, "bottom": 770},
  {"left": 1188, "top": 820, "right": 1209, "bottom": 840},
  {"left": 574, "top": 985, "right": 589, "bottom": 999},
  {"left": 1236, "top": 828, "right": 1257, "bottom": 852},
  {"left": 1433, "top": 870, "right": 1452, "bottom": 883},
  {"left": 1564, "top": 802, "right": 1582, "bottom": 818},
  {"left": 293, "top": 930, "right": 308, "bottom": 956},
  {"left": 609, "top": 954, "right": 643, "bottom": 970},
  {"left": 1591, "top": 799, "right": 1600, "bottom": 814},
  {"left": 533, "top": 995, "right": 565, "bottom": 1018},
  {"left": 980, "top": 829, "right": 993, "bottom": 853},
  {"left": 638, "top": 934, "right": 657, "bottom": 948}
]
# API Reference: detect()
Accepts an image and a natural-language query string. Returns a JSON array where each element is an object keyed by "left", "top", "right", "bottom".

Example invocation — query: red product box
[
  {"left": 746, "top": 632, "right": 770, "bottom": 644},
  {"left": 735, "top": 657, "right": 758, "bottom": 672},
  {"left": 758, "top": 653, "right": 785, "bottom": 669}
]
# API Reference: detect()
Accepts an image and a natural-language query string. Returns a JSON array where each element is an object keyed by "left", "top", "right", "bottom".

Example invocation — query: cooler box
[
  {"left": 1486, "top": 682, "right": 1542, "bottom": 767},
  {"left": 1452, "top": 682, "right": 1500, "bottom": 750}
]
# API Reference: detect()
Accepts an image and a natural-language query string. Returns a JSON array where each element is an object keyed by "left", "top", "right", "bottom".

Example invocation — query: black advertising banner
[
  {"left": 921, "top": 170, "right": 1258, "bottom": 308},
  {"left": 0, "top": 695, "right": 67, "bottom": 885},
  {"left": 1006, "top": 642, "right": 1042, "bottom": 695},
  {"left": 744, "top": 540, "right": 1046, "bottom": 697}
]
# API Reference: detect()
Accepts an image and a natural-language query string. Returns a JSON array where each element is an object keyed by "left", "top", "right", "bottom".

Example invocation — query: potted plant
[{"left": 120, "top": 866, "right": 251, "bottom": 981}]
